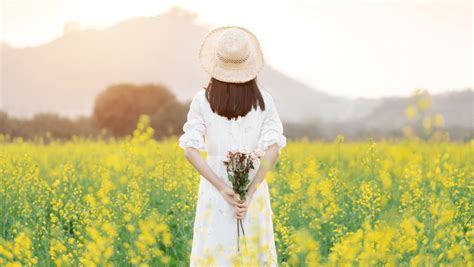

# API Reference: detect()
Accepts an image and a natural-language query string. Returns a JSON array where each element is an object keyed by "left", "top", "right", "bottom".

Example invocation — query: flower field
[{"left": 1, "top": 120, "right": 473, "bottom": 266}]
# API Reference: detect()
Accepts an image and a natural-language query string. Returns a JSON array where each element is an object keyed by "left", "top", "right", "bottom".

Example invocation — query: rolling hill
[{"left": 1, "top": 6, "right": 472, "bottom": 129}]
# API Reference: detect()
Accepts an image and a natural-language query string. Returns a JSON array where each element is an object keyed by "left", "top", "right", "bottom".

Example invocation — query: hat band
[{"left": 216, "top": 51, "right": 250, "bottom": 64}]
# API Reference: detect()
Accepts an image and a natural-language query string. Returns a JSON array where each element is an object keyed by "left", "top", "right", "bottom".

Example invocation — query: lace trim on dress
[
  {"left": 257, "top": 130, "right": 287, "bottom": 151},
  {"left": 179, "top": 131, "right": 207, "bottom": 152}
]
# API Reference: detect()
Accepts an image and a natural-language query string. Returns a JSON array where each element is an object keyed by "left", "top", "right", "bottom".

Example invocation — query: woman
[{"left": 178, "top": 26, "right": 287, "bottom": 266}]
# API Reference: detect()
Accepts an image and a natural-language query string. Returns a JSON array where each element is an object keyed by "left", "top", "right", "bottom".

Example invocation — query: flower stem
[{"left": 237, "top": 219, "right": 240, "bottom": 252}]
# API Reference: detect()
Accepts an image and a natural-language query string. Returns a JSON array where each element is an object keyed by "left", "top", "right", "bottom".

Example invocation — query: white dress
[{"left": 178, "top": 88, "right": 287, "bottom": 266}]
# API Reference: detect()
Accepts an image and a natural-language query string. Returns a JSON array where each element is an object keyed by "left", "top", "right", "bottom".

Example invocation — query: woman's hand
[
  {"left": 234, "top": 192, "right": 254, "bottom": 220},
  {"left": 219, "top": 185, "right": 245, "bottom": 209}
]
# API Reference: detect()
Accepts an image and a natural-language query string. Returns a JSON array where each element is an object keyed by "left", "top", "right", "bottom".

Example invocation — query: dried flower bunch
[{"left": 223, "top": 147, "right": 265, "bottom": 252}]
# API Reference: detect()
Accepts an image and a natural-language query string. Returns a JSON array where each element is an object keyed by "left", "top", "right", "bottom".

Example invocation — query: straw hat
[{"left": 198, "top": 26, "right": 264, "bottom": 83}]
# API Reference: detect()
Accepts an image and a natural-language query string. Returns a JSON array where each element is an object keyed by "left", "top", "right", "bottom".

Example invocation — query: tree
[
  {"left": 151, "top": 99, "right": 188, "bottom": 138},
  {"left": 93, "top": 83, "right": 177, "bottom": 136}
]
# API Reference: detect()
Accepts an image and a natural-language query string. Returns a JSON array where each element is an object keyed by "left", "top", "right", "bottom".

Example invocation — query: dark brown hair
[{"left": 204, "top": 77, "right": 266, "bottom": 120}]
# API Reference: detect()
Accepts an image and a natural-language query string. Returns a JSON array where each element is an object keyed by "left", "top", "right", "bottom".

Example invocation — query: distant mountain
[
  {"left": 355, "top": 89, "right": 473, "bottom": 130},
  {"left": 1, "top": 6, "right": 338, "bottom": 123},
  {"left": 1, "top": 6, "right": 472, "bottom": 129}
]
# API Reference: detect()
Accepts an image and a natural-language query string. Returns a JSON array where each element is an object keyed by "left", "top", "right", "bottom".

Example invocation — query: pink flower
[{"left": 250, "top": 153, "right": 258, "bottom": 160}]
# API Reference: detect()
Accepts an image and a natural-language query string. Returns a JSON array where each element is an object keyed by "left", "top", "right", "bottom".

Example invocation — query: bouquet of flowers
[{"left": 223, "top": 148, "right": 265, "bottom": 252}]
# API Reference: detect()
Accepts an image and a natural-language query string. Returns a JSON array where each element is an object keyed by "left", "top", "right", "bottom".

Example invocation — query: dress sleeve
[
  {"left": 178, "top": 92, "right": 207, "bottom": 152},
  {"left": 257, "top": 93, "right": 287, "bottom": 152}
]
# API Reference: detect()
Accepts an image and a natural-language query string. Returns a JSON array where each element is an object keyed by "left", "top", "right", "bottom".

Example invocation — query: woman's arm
[
  {"left": 183, "top": 147, "right": 243, "bottom": 208},
  {"left": 184, "top": 147, "right": 227, "bottom": 191},
  {"left": 246, "top": 143, "right": 280, "bottom": 198},
  {"left": 233, "top": 143, "right": 280, "bottom": 219}
]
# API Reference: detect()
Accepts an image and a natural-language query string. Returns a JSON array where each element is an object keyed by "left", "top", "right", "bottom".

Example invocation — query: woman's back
[{"left": 179, "top": 88, "right": 286, "bottom": 159}]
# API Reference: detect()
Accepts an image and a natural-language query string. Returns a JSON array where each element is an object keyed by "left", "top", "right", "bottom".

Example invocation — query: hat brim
[{"left": 199, "top": 26, "right": 264, "bottom": 83}]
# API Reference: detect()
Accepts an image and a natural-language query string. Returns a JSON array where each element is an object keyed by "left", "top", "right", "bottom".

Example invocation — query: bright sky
[{"left": 0, "top": 0, "right": 472, "bottom": 98}]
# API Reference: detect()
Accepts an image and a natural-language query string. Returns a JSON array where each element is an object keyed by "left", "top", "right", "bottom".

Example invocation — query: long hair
[{"left": 204, "top": 77, "right": 266, "bottom": 120}]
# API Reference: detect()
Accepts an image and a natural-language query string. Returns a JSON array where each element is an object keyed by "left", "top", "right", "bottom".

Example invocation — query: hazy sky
[{"left": 1, "top": 0, "right": 472, "bottom": 98}]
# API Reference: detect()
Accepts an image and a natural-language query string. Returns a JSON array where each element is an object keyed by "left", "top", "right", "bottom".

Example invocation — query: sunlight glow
[{"left": 0, "top": 0, "right": 471, "bottom": 98}]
